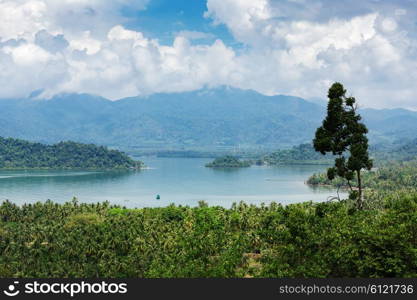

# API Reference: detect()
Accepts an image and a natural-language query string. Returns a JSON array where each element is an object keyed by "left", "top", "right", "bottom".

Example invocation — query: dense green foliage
[
  {"left": 313, "top": 83, "right": 373, "bottom": 208},
  {"left": 308, "top": 160, "right": 417, "bottom": 192},
  {"left": 205, "top": 156, "right": 251, "bottom": 168},
  {"left": 0, "top": 137, "right": 143, "bottom": 169},
  {"left": 259, "top": 144, "right": 333, "bottom": 165},
  {"left": 0, "top": 193, "right": 415, "bottom": 278},
  {"left": 308, "top": 160, "right": 417, "bottom": 211}
]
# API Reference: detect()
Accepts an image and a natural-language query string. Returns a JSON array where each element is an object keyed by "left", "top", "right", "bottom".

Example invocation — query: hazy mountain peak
[{"left": 0, "top": 88, "right": 416, "bottom": 150}]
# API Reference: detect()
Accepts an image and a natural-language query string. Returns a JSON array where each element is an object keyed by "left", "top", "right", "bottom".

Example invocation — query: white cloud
[
  {"left": 108, "top": 25, "right": 145, "bottom": 42},
  {"left": 381, "top": 17, "right": 398, "bottom": 32},
  {"left": 205, "top": 0, "right": 270, "bottom": 40},
  {"left": 35, "top": 27, "right": 237, "bottom": 100},
  {"left": 176, "top": 30, "right": 215, "bottom": 40},
  {"left": 0, "top": 0, "right": 239, "bottom": 100},
  {"left": 69, "top": 31, "right": 102, "bottom": 55},
  {"left": 4, "top": 43, "right": 53, "bottom": 65},
  {"left": 0, "top": 0, "right": 149, "bottom": 42},
  {"left": 0, "top": 0, "right": 48, "bottom": 41},
  {"left": 35, "top": 30, "right": 69, "bottom": 53},
  {"left": 204, "top": 0, "right": 417, "bottom": 110},
  {"left": 0, "top": 0, "right": 416, "bottom": 110}
]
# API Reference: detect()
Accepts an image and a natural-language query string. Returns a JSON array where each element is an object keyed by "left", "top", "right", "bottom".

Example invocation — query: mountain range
[{"left": 0, "top": 86, "right": 416, "bottom": 152}]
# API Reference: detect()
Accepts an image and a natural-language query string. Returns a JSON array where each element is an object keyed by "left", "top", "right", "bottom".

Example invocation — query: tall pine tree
[{"left": 313, "top": 82, "right": 373, "bottom": 209}]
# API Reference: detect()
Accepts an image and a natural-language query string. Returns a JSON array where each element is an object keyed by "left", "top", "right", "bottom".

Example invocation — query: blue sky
[
  {"left": 0, "top": 0, "right": 417, "bottom": 110},
  {"left": 123, "top": 0, "right": 237, "bottom": 46}
]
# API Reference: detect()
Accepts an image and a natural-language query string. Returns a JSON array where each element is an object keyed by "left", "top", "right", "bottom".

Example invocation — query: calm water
[{"left": 0, "top": 157, "right": 345, "bottom": 208}]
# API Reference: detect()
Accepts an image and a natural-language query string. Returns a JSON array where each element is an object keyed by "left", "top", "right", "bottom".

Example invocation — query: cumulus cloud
[
  {"left": 0, "top": 0, "right": 239, "bottom": 100},
  {"left": 0, "top": 0, "right": 416, "bottom": 110},
  {"left": 12, "top": 23, "right": 237, "bottom": 100},
  {"left": 205, "top": 0, "right": 417, "bottom": 110},
  {"left": 35, "top": 30, "right": 69, "bottom": 53},
  {"left": 175, "top": 30, "right": 215, "bottom": 40}
]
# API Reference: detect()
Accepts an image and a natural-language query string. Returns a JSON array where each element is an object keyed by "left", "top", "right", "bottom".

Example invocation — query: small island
[
  {"left": 0, "top": 137, "right": 143, "bottom": 170},
  {"left": 205, "top": 155, "right": 251, "bottom": 168}
]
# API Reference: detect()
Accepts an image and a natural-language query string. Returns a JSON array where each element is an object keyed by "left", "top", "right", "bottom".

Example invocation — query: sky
[{"left": 1, "top": 0, "right": 417, "bottom": 110}]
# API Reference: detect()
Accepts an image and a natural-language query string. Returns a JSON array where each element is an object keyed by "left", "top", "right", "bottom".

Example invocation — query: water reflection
[
  {"left": 207, "top": 167, "right": 242, "bottom": 173},
  {"left": 0, "top": 170, "right": 135, "bottom": 186}
]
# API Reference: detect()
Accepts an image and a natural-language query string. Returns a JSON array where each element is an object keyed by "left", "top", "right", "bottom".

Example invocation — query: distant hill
[
  {"left": 0, "top": 87, "right": 416, "bottom": 151},
  {"left": 373, "top": 138, "right": 417, "bottom": 162},
  {"left": 259, "top": 143, "right": 334, "bottom": 165},
  {"left": 360, "top": 108, "right": 417, "bottom": 144},
  {"left": 395, "top": 139, "right": 417, "bottom": 159},
  {"left": 0, "top": 137, "right": 143, "bottom": 169}
]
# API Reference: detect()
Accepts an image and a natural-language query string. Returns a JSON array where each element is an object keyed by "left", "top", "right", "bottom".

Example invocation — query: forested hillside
[
  {"left": 378, "top": 139, "right": 417, "bottom": 162},
  {"left": 0, "top": 137, "right": 142, "bottom": 169},
  {"left": 259, "top": 143, "right": 334, "bottom": 165},
  {"left": 1, "top": 87, "right": 416, "bottom": 151}
]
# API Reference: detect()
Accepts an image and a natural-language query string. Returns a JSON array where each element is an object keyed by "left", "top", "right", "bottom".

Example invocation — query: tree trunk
[{"left": 356, "top": 170, "right": 362, "bottom": 209}]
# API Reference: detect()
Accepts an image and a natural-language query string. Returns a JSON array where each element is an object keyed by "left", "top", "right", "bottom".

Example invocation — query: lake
[{"left": 0, "top": 157, "right": 345, "bottom": 208}]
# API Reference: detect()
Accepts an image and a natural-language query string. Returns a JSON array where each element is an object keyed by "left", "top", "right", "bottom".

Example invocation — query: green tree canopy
[
  {"left": 0, "top": 137, "right": 143, "bottom": 169},
  {"left": 313, "top": 82, "right": 373, "bottom": 209}
]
